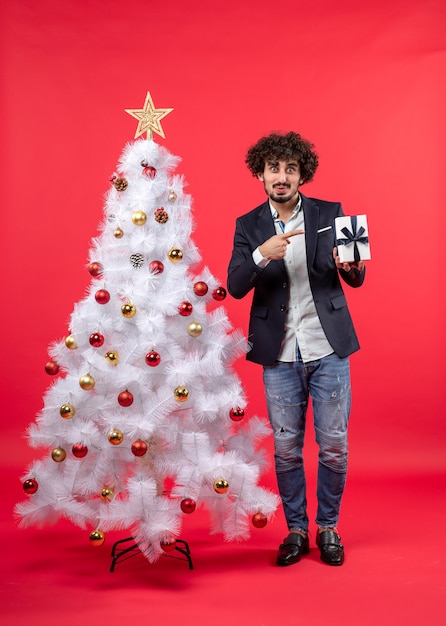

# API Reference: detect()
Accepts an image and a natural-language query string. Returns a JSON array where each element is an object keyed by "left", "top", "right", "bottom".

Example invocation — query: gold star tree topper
[{"left": 125, "top": 91, "right": 173, "bottom": 140}]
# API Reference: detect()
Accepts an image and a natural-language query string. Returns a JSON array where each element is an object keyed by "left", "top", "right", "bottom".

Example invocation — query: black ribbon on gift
[{"left": 336, "top": 216, "right": 368, "bottom": 262}]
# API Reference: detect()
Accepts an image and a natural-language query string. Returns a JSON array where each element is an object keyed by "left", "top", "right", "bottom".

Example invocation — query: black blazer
[{"left": 227, "top": 194, "right": 365, "bottom": 365}]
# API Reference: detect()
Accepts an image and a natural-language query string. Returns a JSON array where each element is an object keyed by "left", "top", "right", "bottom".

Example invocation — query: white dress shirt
[{"left": 252, "top": 198, "right": 334, "bottom": 363}]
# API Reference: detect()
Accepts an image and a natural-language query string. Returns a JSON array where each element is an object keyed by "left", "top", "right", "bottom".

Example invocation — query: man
[{"left": 227, "top": 132, "right": 366, "bottom": 566}]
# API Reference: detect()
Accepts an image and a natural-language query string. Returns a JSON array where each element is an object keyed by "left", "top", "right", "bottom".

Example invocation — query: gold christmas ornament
[
  {"left": 100, "top": 486, "right": 114, "bottom": 501},
  {"left": 79, "top": 373, "right": 95, "bottom": 390},
  {"left": 60, "top": 403, "right": 75, "bottom": 419},
  {"left": 213, "top": 478, "right": 229, "bottom": 494},
  {"left": 125, "top": 91, "right": 173, "bottom": 140},
  {"left": 168, "top": 190, "right": 177, "bottom": 202},
  {"left": 121, "top": 303, "right": 136, "bottom": 318},
  {"left": 65, "top": 335, "right": 77, "bottom": 350},
  {"left": 51, "top": 447, "right": 67, "bottom": 462},
  {"left": 89, "top": 530, "right": 105, "bottom": 546},
  {"left": 132, "top": 210, "right": 147, "bottom": 225},
  {"left": 187, "top": 321, "right": 202, "bottom": 337},
  {"left": 113, "top": 227, "right": 124, "bottom": 238},
  {"left": 105, "top": 351, "right": 119, "bottom": 365},
  {"left": 174, "top": 386, "right": 189, "bottom": 402},
  {"left": 108, "top": 428, "right": 124, "bottom": 445},
  {"left": 168, "top": 248, "right": 183, "bottom": 263}
]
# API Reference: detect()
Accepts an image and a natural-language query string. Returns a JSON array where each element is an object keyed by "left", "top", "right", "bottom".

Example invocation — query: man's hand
[
  {"left": 259, "top": 230, "right": 305, "bottom": 260},
  {"left": 333, "top": 247, "right": 365, "bottom": 272}
]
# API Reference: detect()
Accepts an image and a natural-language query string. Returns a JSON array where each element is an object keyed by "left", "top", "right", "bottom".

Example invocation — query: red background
[
  {"left": 3, "top": 0, "right": 445, "bottom": 472},
  {"left": 2, "top": 1, "right": 445, "bottom": 624}
]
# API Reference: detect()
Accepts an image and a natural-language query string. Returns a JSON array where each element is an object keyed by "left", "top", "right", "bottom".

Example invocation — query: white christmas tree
[{"left": 16, "top": 92, "right": 279, "bottom": 564}]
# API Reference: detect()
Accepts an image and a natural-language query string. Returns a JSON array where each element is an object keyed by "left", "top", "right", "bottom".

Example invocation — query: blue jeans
[{"left": 263, "top": 353, "right": 351, "bottom": 533}]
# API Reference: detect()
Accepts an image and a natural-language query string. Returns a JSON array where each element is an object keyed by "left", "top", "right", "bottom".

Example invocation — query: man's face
[{"left": 257, "top": 159, "right": 302, "bottom": 205}]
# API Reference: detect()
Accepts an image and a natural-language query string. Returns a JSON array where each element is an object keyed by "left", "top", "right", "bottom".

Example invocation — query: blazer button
[
  {"left": 282, "top": 282, "right": 287, "bottom": 288},
  {"left": 280, "top": 305, "right": 286, "bottom": 311}
]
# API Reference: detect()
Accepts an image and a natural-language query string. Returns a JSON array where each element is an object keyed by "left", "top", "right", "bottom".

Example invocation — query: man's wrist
[{"left": 253, "top": 247, "right": 270, "bottom": 268}]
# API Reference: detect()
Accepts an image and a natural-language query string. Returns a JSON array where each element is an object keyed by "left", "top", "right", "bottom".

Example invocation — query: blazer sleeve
[
  {"left": 227, "top": 216, "right": 265, "bottom": 300},
  {"left": 338, "top": 266, "right": 366, "bottom": 288}
]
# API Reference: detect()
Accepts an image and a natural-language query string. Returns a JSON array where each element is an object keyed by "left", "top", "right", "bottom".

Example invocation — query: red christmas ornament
[
  {"left": 72, "top": 443, "right": 88, "bottom": 458},
  {"left": 45, "top": 360, "right": 60, "bottom": 375},
  {"left": 160, "top": 537, "right": 177, "bottom": 552},
  {"left": 145, "top": 350, "right": 161, "bottom": 367},
  {"left": 193, "top": 281, "right": 208, "bottom": 296},
  {"left": 95, "top": 289, "right": 110, "bottom": 304},
  {"left": 143, "top": 166, "right": 157, "bottom": 179},
  {"left": 212, "top": 287, "right": 227, "bottom": 301},
  {"left": 23, "top": 478, "right": 38, "bottom": 494},
  {"left": 252, "top": 512, "right": 268, "bottom": 529},
  {"left": 118, "top": 390, "right": 134, "bottom": 407},
  {"left": 131, "top": 440, "right": 148, "bottom": 457},
  {"left": 89, "top": 332, "right": 104, "bottom": 347},
  {"left": 180, "top": 498, "right": 197, "bottom": 514},
  {"left": 229, "top": 407, "right": 245, "bottom": 422},
  {"left": 178, "top": 301, "right": 193, "bottom": 316},
  {"left": 149, "top": 260, "right": 164, "bottom": 274},
  {"left": 88, "top": 262, "right": 103, "bottom": 278}
]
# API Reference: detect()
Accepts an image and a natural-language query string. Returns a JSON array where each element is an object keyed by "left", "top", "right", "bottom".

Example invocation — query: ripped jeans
[{"left": 263, "top": 353, "right": 351, "bottom": 533}]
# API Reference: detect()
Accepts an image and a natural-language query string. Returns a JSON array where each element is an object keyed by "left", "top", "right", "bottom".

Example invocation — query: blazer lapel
[
  {"left": 302, "top": 194, "right": 319, "bottom": 269},
  {"left": 256, "top": 201, "right": 287, "bottom": 276},
  {"left": 255, "top": 201, "right": 276, "bottom": 240},
  {"left": 255, "top": 201, "right": 287, "bottom": 274}
]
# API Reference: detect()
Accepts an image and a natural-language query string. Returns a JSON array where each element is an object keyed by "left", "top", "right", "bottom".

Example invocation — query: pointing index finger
[{"left": 281, "top": 229, "right": 305, "bottom": 242}]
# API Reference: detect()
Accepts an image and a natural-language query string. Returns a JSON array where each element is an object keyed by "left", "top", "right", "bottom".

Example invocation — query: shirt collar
[{"left": 269, "top": 194, "right": 302, "bottom": 219}]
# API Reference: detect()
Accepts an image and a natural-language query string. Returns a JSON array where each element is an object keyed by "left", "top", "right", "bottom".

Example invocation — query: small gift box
[{"left": 335, "top": 214, "right": 371, "bottom": 263}]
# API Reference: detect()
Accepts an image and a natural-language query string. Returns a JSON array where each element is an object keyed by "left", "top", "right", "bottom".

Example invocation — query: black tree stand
[{"left": 110, "top": 537, "right": 193, "bottom": 572}]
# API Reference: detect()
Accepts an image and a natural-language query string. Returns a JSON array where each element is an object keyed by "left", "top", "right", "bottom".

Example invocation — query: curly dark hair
[{"left": 245, "top": 132, "right": 319, "bottom": 184}]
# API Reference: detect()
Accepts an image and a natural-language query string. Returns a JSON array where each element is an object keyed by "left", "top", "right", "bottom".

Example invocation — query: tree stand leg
[{"left": 110, "top": 537, "right": 193, "bottom": 572}]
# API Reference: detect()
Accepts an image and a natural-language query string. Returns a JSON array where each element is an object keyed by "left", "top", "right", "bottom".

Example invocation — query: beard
[
  {"left": 267, "top": 184, "right": 299, "bottom": 204},
  {"left": 269, "top": 192, "right": 294, "bottom": 203}
]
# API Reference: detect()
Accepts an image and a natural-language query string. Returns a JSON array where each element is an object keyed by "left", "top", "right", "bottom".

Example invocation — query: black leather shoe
[
  {"left": 316, "top": 529, "right": 344, "bottom": 566},
  {"left": 276, "top": 533, "right": 310, "bottom": 566}
]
